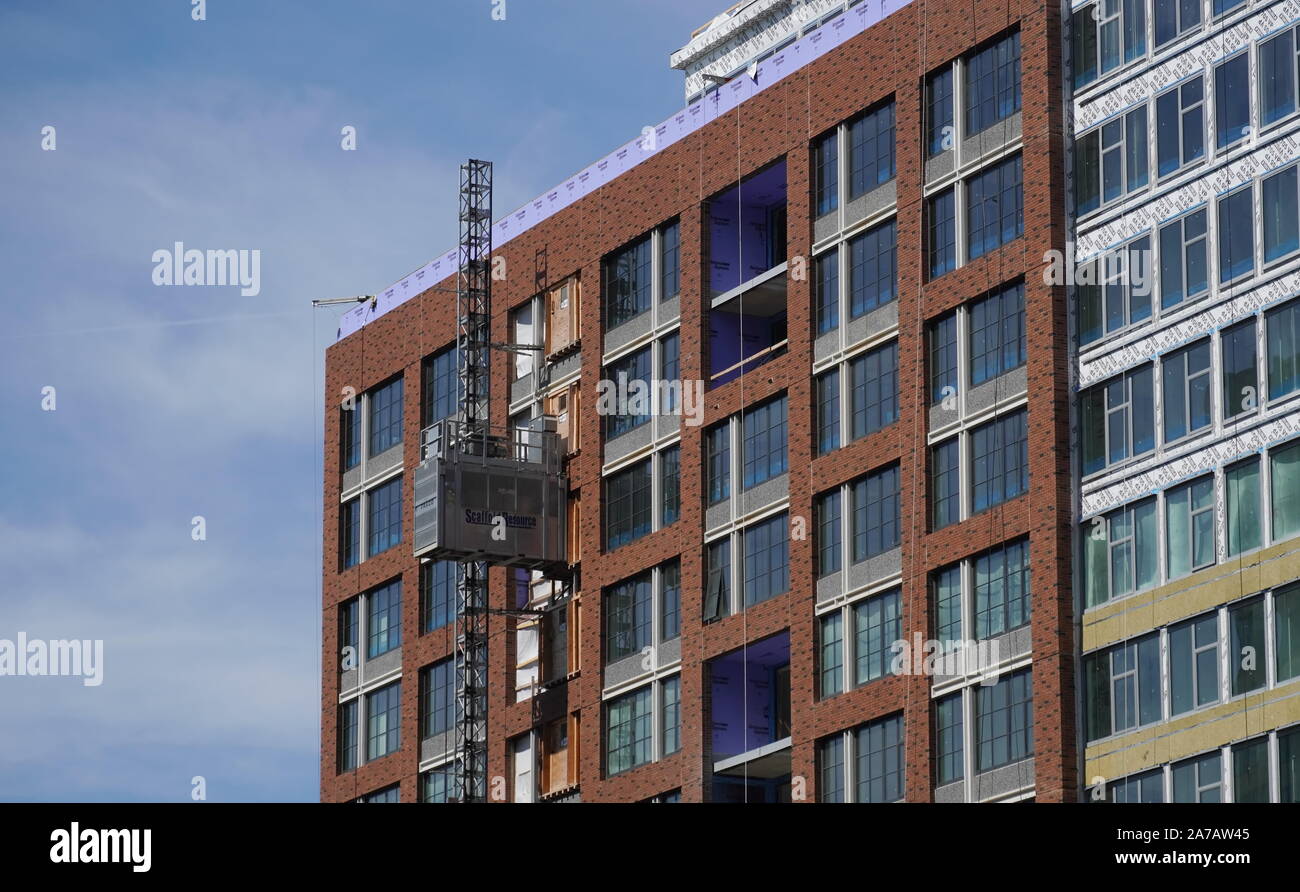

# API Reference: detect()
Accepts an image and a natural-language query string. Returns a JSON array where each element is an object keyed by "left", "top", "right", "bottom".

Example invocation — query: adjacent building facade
[
  {"left": 1072, "top": 0, "right": 1300, "bottom": 803},
  {"left": 320, "top": 0, "right": 1300, "bottom": 803}
]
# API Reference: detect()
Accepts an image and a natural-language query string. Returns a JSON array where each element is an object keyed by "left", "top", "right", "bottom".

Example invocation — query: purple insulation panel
[{"left": 336, "top": 0, "right": 916, "bottom": 341}]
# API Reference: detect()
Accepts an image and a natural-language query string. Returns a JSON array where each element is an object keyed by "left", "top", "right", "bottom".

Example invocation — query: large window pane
[
  {"left": 847, "top": 102, "right": 895, "bottom": 198},
  {"left": 1272, "top": 440, "right": 1300, "bottom": 540},
  {"left": 1214, "top": 54, "right": 1250, "bottom": 149},
  {"left": 1263, "top": 165, "right": 1300, "bottom": 264},
  {"left": 1218, "top": 186, "right": 1256, "bottom": 284},
  {"left": 848, "top": 220, "right": 897, "bottom": 317},
  {"left": 1230, "top": 597, "right": 1265, "bottom": 696},
  {"left": 1226, "top": 457, "right": 1262, "bottom": 557},
  {"left": 854, "top": 588, "right": 901, "bottom": 685},
  {"left": 849, "top": 341, "right": 898, "bottom": 438},
  {"left": 1268, "top": 299, "right": 1300, "bottom": 400}
]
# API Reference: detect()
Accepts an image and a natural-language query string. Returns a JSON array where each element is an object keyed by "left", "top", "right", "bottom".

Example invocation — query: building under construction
[{"left": 321, "top": 0, "right": 1300, "bottom": 803}]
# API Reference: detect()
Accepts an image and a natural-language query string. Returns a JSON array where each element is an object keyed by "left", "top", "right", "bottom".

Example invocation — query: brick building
[{"left": 320, "top": 0, "right": 1300, "bottom": 803}]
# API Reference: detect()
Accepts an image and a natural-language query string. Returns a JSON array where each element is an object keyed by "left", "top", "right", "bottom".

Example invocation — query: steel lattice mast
[{"left": 454, "top": 159, "right": 493, "bottom": 803}]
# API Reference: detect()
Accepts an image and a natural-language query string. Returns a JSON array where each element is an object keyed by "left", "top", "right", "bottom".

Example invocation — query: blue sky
[{"left": 0, "top": 0, "right": 704, "bottom": 802}]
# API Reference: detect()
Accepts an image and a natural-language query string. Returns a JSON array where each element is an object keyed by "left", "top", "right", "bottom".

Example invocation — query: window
[
  {"left": 848, "top": 101, "right": 895, "bottom": 198},
  {"left": 706, "top": 422, "right": 730, "bottom": 504},
  {"left": 852, "top": 464, "right": 900, "bottom": 562},
  {"left": 848, "top": 219, "right": 896, "bottom": 317},
  {"left": 422, "top": 346, "right": 457, "bottom": 428},
  {"left": 1284, "top": 725, "right": 1300, "bottom": 802},
  {"left": 1082, "top": 496, "right": 1158, "bottom": 607},
  {"left": 1085, "top": 633, "right": 1161, "bottom": 741},
  {"left": 854, "top": 588, "right": 901, "bottom": 685},
  {"left": 1260, "top": 28, "right": 1299, "bottom": 127},
  {"left": 1214, "top": 53, "right": 1250, "bottom": 150},
  {"left": 1075, "top": 106, "right": 1149, "bottom": 214},
  {"left": 1162, "top": 339, "right": 1211, "bottom": 443},
  {"left": 933, "top": 565, "right": 962, "bottom": 642},
  {"left": 1170, "top": 613, "right": 1220, "bottom": 716},
  {"left": 813, "top": 130, "right": 839, "bottom": 216},
  {"left": 974, "top": 539, "right": 1030, "bottom": 638},
  {"left": 604, "top": 459, "right": 652, "bottom": 550},
  {"left": 816, "top": 369, "right": 840, "bottom": 455},
  {"left": 604, "top": 347, "right": 650, "bottom": 439},
  {"left": 1230, "top": 597, "right": 1266, "bottom": 696},
  {"left": 1072, "top": 0, "right": 1146, "bottom": 89},
  {"left": 366, "top": 681, "right": 401, "bottom": 760},
  {"left": 367, "top": 477, "right": 402, "bottom": 557},
  {"left": 1154, "top": 0, "right": 1201, "bottom": 49},
  {"left": 849, "top": 341, "right": 898, "bottom": 438},
  {"left": 661, "top": 445, "right": 680, "bottom": 527},
  {"left": 1218, "top": 184, "right": 1255, "bottom": 283},
  {"left": 967, "top": 155, "right": 1023, "bottom": 261},
  {"left": 420, "top": 660, "right": 454, "bottom": 738},
  {"left": 342, "top": 403, "right": 361, "bottom": 471},
  {"left": 966, "top": 31, "right": 1021, "bottom": 137},
  {"left": 1277, "top": 583, "right": 1300, "bottom": 683},
  {"left": 969, "top": 281, "right": 1026, "bottom": 386},
  {"left": 420, "top": 560, "right": 456, "bottom": 634},
  {"left": 659, "top": 332, "right": 680, "bottom": 416},
  {"left": 1274, "top": 440, "right": 1300, "bottom": 542},
  {"left": 976, "top": 669, "right": 1033, "bottom": 771},
  {"left": 1110, "top": 769, "right": 1165, "bottom": 802},
  {"left": 1080, "top": 237, "right": 1154, "bottom": 343},
  {"left": 1159, "top": 209, "right": 1208, "bottom": 310},
  {"left": 820, "top": 612, "right": 844, "bottom": 698},
  {"left": 662, "top": 561, "right": 681, "bottom": 641},
  {"left": 815, "top": 249, "right": 839, "bottom": 334},
  {"left": 931, "top": 438, "right": 960, "bottom": 531},
  {"left": 1233, "top": 736, "right": 1270, "bottom": 802},
  {"left": 928, "top": 189, "right": 957, "bottom": 279},
  {"left": 970, "top": 410, "right": 1028, "bottom": 512},
  {"left": 662, "top": 676, "right": 681, "bottom": 754},
  {"left": 367, "top": 377, "right": 403, "bottom": 458},
  {"left": 703, "top": 538, "right": 731, "bottom": 623},
  {"left": 1165, "top": 475, "right": 1215, "bottom": 579},
  {"left": 936, "top": 694, "right": 964, "bottom": 784},
  {"left": 338, "top": 700, "right": 358, "bottom": 772},
  {"left": 818, "top": 735, "right": 845, "bottom": 802},
  {"left": 816, "top": 490, "right": 842, "bottom": 577},
  {"left": 339, "top": 598, "right": 359, "bottom": 670},
  {"left": 1172, "top": 752, "right": 1222, "bottom": 803},
  {"left": 1156, "top": 77, "right": 1205, "bottom": 177},
  {"left": 930, "top": 312, "right": 958, "bottom": 404},
  {"left": 422, "top": 765, "right": 454, "bottom": 803},
  {"left": 1225, "top": 457, "right": 1262, "bottom": 557},
  {"left": 927, "top": 67, "right": 954, "bottom": 155},
  {"left": 511, "top": 302, "right": 535, "bottom": 380},
  {"left": 743, "top": 513, "right": 789, "bottom": 607},
  {"left": 605, "top": 686, "right": 652, "bottom": 776},
  {"left": 605, "top": 571, "right": 652, "bottom": 663},
  {"left": 1263, "top": 164, "right": 1300, "bottom": 264},
  {"left": 1221, "top": 318, "right": 1257, "bottom": 420},
  {"left": 1080, "top": 364, "right": 1155, "bottom": 474},
  {"left": 366, "top": 579, "right": 401, "bottom": 659},
  {"left": 604, "top": 235, "right": 652, "bottom": 329},
  {"left": 340, "top": 497, "right": 361, "bottom": 569},
  {"left": 1268, "top": 298, "right": 1300, "bottom": 400},
  {"left": 661, "top": 220, "right": 680, "bottom": 301},
  {"left": 741, "top": 396, "right": 788, "bottom": 489},
  {"left": 855, "top": 714, "right": 904, "bottom": 802}
]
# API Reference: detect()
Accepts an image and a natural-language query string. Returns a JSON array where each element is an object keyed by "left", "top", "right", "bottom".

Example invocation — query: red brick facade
[{"left": 321, "top": 0, "right": 1073, "bottom": 803}]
